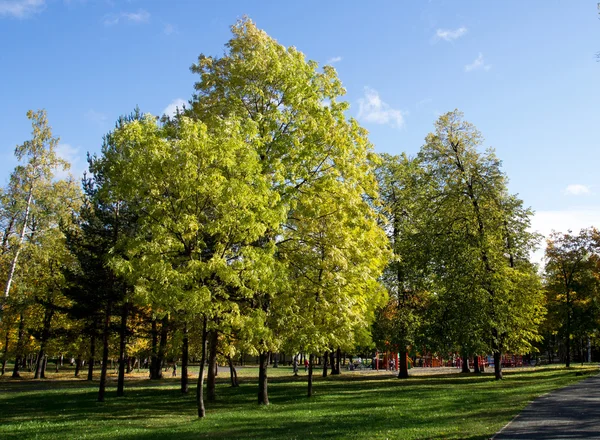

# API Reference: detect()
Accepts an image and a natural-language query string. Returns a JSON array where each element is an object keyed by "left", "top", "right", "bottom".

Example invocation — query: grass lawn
[{"left": 0, "top": 364, "right": 597, "bottom": 439}]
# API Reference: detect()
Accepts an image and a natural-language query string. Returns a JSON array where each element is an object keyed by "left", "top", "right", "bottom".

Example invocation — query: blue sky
[{"left": 1, "top": 0, "right": 599, "bottom": 259}]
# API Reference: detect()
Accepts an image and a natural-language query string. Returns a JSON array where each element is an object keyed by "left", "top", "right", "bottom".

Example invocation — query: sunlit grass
[{"left": 0, "top": 364, "right": 597, "bottom": 439}]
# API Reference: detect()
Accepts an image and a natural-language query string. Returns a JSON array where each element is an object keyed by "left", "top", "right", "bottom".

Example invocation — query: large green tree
[
  {"left": 188, "top": 18, "right": 389, "bottom": 403},
  {"left": 94, "top": 111, "right": 281, "bottom": 415},
  {"left": 374, "top": 153, "right": 432, "bottom": 378},
  {"left": 418, "top": 110, "right": 544, "bottom": 379},
  {"left": 544, "top": 228, "right": 600, "bottom": 367}
]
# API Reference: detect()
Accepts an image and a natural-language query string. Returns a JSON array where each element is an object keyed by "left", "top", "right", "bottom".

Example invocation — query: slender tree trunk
[
  {"left": 35, "top": 308, "right": 54, "bottom": 379},
  {"left": 149, "top": 319, "right": 158, "bottom": 379},
  {"left": 307, "top": 354, "right": 314, "bottom": 397},
  {"left": 322, "top": 350, "right": 329, "bottom": 377},
  {"left": 398, "top": 350, "right": 409, "bottom": 379},
  {"left": 227, "top": 355, "right": 239, "bottom": 387},
  {"left": 333, "top": 347, "right": 341, "bottom": 375},
  {"left": 273, "top": 352, "right": 278, "bottom": 368},
  {"left": 293, "top": 354, "right": 298, "bottom": 376},
  {"left": 75, "top": 354, "right": 82, "bottom": 377},
  {"left": 117, "top": 302, "right": 128, "bottom": 397},
  {"left": 207, "top": 330, "right": 218, "bottom": 402},
  {"left": 566, "top": 298, "right": 571, "bottom": 367},
  {"left": 473, "top": 355, "right": 481, "bottom": 374},
  {"left": 181, "top": 321, "right": 189, "bottom": 394},
  {"left": 155, "top": 316, "right": 168, "bottom": 379},
  {"left": 196, "top": 316, "right": 207, "bottom": 418},
  {"left": 87, "top": 331, "right": 96, "bottom": 381},
  {"left": 11, "top": 312, "right": 25, "bottom": 378},
  {"left": 494, "top": 351, "right": 502, "bottom": 380},
  {"left": 1, "top": 330, "right": 9, "bottom": 375},
  {"left": 492, "top": 328, "right": 503, "bottom": 380},
  {"left": 258, "top": 350, "right": 269, "bottom": 405},
  {"left": 98, "top": 302, "right": 111, "bottom": 402},
  {"left": 461, "top": 349, "right": 470, "bottom": 373},
  {"left": 329, "top": 351, "right": 336, "bottom": 375},
  {"left": 3, "top": 189, "right": 33, "bottom": 300}
]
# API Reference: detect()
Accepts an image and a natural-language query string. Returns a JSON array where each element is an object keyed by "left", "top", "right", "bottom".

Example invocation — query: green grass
[{"left": 0, "top": 364, "right": 597, "bottom": 439}]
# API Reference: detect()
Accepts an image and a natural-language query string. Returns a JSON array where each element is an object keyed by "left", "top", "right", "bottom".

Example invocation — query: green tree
[
  {"left": 94, "top": 110, "right": 281, "bottom": 415},
  {"left": 188, "top": 18, "right": 389, "bottom": 403},
  {"left": 544, "top": 228, "right": 600, "bottom": 367},
  {"left": 418, "top": 110, "right": 544, "bottom": 379},
  {"left": 374, "top": 153, "right": 432, "bottom": 378},
  {"left": 2, "top": 110, "right": 68, "bottom": 301}
]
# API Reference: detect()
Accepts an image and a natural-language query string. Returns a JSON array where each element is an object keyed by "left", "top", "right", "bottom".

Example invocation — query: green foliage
[
  {"left": 543, "top": 228, "right": 600, "bottom": 364},
  {"left": 417, "top": 110, "right": 544, "bottom": 358}
]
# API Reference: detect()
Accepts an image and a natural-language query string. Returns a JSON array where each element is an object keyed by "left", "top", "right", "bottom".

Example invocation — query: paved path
[{"left": 493, "top": 373, "right": 600, "bottom": 439}]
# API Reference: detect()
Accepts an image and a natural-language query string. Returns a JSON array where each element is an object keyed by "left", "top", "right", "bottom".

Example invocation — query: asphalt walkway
[{"left": 493, "top": 373, "right": 600, "bottom": 439}]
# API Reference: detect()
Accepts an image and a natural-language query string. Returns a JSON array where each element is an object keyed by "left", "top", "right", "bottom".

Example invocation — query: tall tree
[
  {"left": 374, "top": 153, "right": 433, "bottom": 379},
  {"left": 419, "top": 110, "right": 544, "bottom": 380},
  {"left": 94, "top": 112, "right": 280, "bottom": 415},
  {"left": 188, "top": 18, "right": 389, "bottom": 402},
  {"left": 544, "top": 228, "right": 600, "bottom": 367},
  {"left": 2, "top": 110, "right": 68, "bottom": 302}
]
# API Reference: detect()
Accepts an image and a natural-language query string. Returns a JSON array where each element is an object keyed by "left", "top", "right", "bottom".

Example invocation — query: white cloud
[
  {"left": 85, "top": 109, "right": 107, "bottom": 124},
  {"left": 529, "top": 208, "right": 600, "bottom": 266},
  {"left": 357, "top": 87, "right": 405, "bottom": 128},
  {"left": 416, "top": 98, "right": 432, "bottom": 108},
  {"left": 55, "top": 143, "right": 87, "bottom": 180},
  {"left": 563, "top": 184, "right": 591, "bottom": 196},
  {"left": 434, "top": 26, "right": 467, "bottom": 42},
  {"left": 104, "top": 9, "right": 150, "bottom": 26},
  {"left": 163, "top": 23, "right": 177, "bottom": 35},
  {"left": 0, "top": 0, "right": 45, "bottom": 18},
  {"left": 162, "top": 98, "right": 187, "bottom": 117},
  {"left": 464, "top": 53, "right": 491, "bottom": 72},
  {"left": 327, "top": 56, "right": 342, "bottom": 64}
]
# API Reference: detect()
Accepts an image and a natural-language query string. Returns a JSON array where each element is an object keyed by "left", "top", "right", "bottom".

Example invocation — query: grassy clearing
[{"left": 0, "top": 364, "right": 597, "bottom": 439}]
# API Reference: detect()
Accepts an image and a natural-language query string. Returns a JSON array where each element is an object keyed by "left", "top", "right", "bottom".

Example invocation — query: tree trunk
[
  {"left": 461, "top": 349, "right": 470, "bottom": 373},
  {"left": 322, "top": 350, "right": 329, "bottom": 377},
  {"left": 398, "top": 350, "right": 409, "bottom": 379},
  {"left": 1, "top": 330, "right": 9, "bottom": 375},
  {"left": 35, "top": 308, "right": 54, "bottom": 379},
  {"left": 181, "top": 321, "right": 189, "bottom": 394},
  {"left": 273, "top": 352, "right": 278, "bottom": 368},
  {"left": 98, "top": 302, "right": 111, "bottom": 402},
  {"left": 75, "top": 354, "right": 82, "bottom": 377},
  {"left": 117, "top": 302, "right": 128, "bottom": 397},
  {"left": 307, "top": 354, "right": 314, "bottom": 397},
  {"left": 494, "top": 351, "right": 503, "bottom": 380},
  {"left": 329, "top": 351, "right": 335, "bottom": 375},
  {"left": 11, "top": 312, "right": 25, "bottom": 378},
  {"left": 473, "top": 355, "right": 481, "bottom": 374},
  {"left": 565, "top": 320, "right": 571, "bottom": 367},
  {"left": 207, "top": 330, "right": 218, "bottom": 402},
  {"left": 333, "top": 347, "right": 341, "bottom": 375},
  {"left": 87, "top": 331, "right": 96, "bottom": 381},
  {"left": 3, "top": 188, "right": 33, "bottom": 299},
  {"left": 293, "top": 354, "right": 298, "bottom": 376},
  {"left": 492, "top": 328, "right": 503, "bottom": 380},
  {"left": 196, "top": 316, "right": 207, "bottom": 418},
  {"left": 258, "top": 350, "right": 269, "bottom": 405},
  {"left": 156, "top": 316, "right": 168, "bottom": 379},
  {"left": 227, "top": 355, "right": 239, "bottom": 387},
  {"left": 150, "top": 318, "right": 159, "bottom": 379}
]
